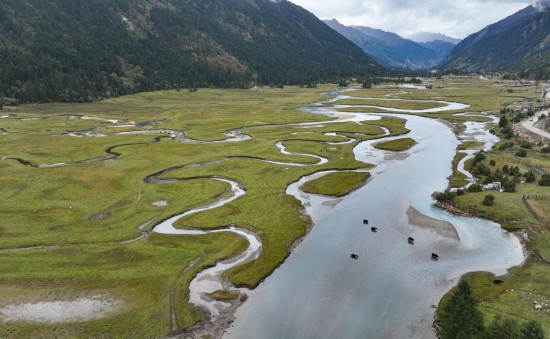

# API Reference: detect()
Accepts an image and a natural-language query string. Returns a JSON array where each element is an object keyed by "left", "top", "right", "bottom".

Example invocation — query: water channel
[{"left": 224, "top": 97, "right": 524, "bottom": 338}]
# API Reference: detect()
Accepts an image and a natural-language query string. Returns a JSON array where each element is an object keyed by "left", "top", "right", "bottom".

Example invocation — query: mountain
[
  {"left": 406, "top": 32, "right": 461, "bottom": 45},
  {"left": 419, "top": 41, "right": 456, "bottom": 61},
  {"left": 324, "top": 19, "right": 446, "bottom": 69},
  {"left": 0, "top": 0, "right": 378, "bottom": 103},
  {"left": 442, "top": 2, "right": 550, "bottom": 74}
]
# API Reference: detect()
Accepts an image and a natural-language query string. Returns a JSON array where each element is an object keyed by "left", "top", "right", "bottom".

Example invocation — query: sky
[{"left": 287, "top": 0, "right": 537, "bottom": 39}]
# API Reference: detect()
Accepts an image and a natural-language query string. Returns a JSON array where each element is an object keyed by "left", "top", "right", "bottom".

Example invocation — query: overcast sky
[{"left": 287, "top": 0, "right": 537, "bottom": 39}]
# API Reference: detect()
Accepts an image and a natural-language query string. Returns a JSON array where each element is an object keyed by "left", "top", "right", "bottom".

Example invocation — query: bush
[
  {"left": 473, "top": 151, "right": 486, "bottom": 166},
  {"left": 515, "top": 149, "right": 527, "bottom": 157},
  {"left": 520, "top": 320, "right": 545, "bottom": 339},
  {"left": 540, "top": 174, "right": 550, "bottom": 186},
  {"left": 542, "top": 147, "right": 550, "bottom": 154},
  {"left": 489, "top": 159, "right": 496, "bottom": 166},
  {"left": 483, "top": 195, "right": 495, "bottom": 206},
  {"left": 525, "top": 171, "right": 536, "bottom": 183},
  {"left": 473, "top": 163, "right": 491, "bottom": 176},
  {"left": 485, "top": 316, "right": 520, "bottom": 338},
  {"left": 468, "top": 184, "right": 483, "bottom": 193},
  {"left": 338, "top": 80, "right": 348, "bottom": 87},
  {"left": 520, "top": 141, "right": 533, "bottom": 149},
  {"left": 432, "top": 191, "right": 456, "bottom": 202},
  {"left": 503, "top": 181, "right": 516, "bottom": 192}
]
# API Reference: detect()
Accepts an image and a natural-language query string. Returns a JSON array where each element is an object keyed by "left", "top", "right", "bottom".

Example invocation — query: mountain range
[
  {"left": 0, "top": 0, "right": 378, "bottom": 103},
  {"left": 442, "top": 1, "right": 550, "bottom": 76},
  {"left": 324, "top": 19, "right": 456, "bottom": 70},
  {"left": 406, "top": 32, "right": 461, "bottom": 45}
]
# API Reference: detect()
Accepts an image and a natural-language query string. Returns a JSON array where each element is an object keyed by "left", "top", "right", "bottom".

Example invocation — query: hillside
[
  {"left": 442, "top": 3, "right": 550, "bottom": 74},
  {"left": 0, "top": 0, "right": 378, "bottom": 103},
  {"left": 324, "top": 19, "right": 446, "bottom": 69}
]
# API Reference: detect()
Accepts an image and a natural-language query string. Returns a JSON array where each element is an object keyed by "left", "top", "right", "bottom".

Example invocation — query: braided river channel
[{"left": 223, "top": 95, "right": 524, "bottom": 338}]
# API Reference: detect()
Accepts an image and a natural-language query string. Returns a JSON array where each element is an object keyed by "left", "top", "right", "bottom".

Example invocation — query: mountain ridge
[
  {"left": 406, "top": 32, "right": 461, "bottom": 45},
  {"left": 324, "top": 19, "right": 450, "bottom": 70}
]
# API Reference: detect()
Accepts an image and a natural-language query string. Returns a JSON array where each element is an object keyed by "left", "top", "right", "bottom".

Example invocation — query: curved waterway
[{"left": 225, "top": 100, "right": 524, "bottom": 338}]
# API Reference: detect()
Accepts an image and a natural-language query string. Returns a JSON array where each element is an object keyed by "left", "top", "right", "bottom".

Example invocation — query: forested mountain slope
[
  {"left": 0, "top": 0, "right": 378, "bottom": 103},
  {"left": 442, "top": 3, "right": 550, "bottom": 75}
]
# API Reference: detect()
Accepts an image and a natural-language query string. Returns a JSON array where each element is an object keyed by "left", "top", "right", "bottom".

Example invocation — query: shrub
[
  {"left": 515, "top": 149, "right": 527, "bottom": 157},
  {"left": 540, "top": 174, "right": 550, "bottom": 186},
  {"left": 468, "top": 184, "right": 483, "bottom": 193},
  {"left": 432, "top": 191, "right": 456, "bottom": 202},
  {"left": 520, "top": 320, "right": 545, "bottom": 339},
  {"left": 503, "top": 181, "right": 516, "bottom": 192},
  {"left": 525, "top": 171, "right": 536, "bottom": 183},
  {"left": 520, "top": 141, "right": 533, "bottom": 149},
  {"left": 472, "top": 151, "right": 486, "bottom": 166},
  {"left": 483, "top": 195, "right": 495, "bottom": 206}
]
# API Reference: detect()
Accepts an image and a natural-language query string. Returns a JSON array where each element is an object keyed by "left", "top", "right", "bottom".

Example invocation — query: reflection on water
[{"left": 225, "top": 109, "right": 523, "bottom": 338}]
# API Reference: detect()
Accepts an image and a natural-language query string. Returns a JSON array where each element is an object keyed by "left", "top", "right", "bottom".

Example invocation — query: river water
[{"left": 224, "top": 107, "right": 524, "bottom": 338}]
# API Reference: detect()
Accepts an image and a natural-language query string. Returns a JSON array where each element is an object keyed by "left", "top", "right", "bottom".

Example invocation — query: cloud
[{"left": 288, "top": 0, "right": 535, "bottom": 38}]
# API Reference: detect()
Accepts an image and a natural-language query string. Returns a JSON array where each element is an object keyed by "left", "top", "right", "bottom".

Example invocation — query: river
[{"left": 224, "top": 100, "right": 524, "bottom": 338}]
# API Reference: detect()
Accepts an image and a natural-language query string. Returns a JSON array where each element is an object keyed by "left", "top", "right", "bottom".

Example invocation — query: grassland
[
  {"left": 300, "top": 172, "right": 371, "bottom": 197},
  {"left": 0, "top": 85, "right": 409, "bottom": 337},
  {"left": 450, "top": 152, "right": 469, "bottom": 187},
  {"left": 458, "top": 141, "right": 484, "bottom": 150},
  {"left": 1, "top": 77, "right": 548, "bottom": 337},
  {"left": 335, "top": 98, "right": 447, "bottom": 110},
  {"left": 374, "top": 137, "right": 417, "bottom": 151}
]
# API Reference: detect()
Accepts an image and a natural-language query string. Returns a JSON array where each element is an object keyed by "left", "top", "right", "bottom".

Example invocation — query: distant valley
[{"left": 324, "top": 19, "right": 457, "bottom": 70}]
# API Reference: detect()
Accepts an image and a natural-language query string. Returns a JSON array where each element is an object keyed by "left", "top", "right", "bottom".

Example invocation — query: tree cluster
[{"left": 435, "top": 280, "right": 545, "bottom": 339}]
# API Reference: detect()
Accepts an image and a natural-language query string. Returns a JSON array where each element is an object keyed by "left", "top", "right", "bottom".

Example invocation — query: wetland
[{"left": 0, "top": 78, "right": 548, "bottom": 338}]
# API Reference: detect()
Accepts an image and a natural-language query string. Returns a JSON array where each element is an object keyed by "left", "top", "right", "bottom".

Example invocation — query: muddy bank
[
  {"left": 407, "top": 207, "right": 460, "bottom": 240},
  {"left": 0, "top": 294, "right": 123, "bottom": 323}
]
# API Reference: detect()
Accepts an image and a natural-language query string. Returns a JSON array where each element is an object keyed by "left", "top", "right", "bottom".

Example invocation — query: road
[{"left": 521, "top": 110, "right": 550, "bottom": 141}]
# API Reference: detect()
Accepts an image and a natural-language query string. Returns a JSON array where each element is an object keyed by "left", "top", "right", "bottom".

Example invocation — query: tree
[
  {"left": 484, "top": 316, "right": 520, "bottom": 339},
  {"left": 432, "top": 191, "right": 456, "bottom": 203},
  {"left": 519, "top": 320, "right": 545, "bottom": 339},
  {"left": 525, "top": 171, "right": 536, "bottom": 183},
  {"left": 515, "top": 149, "right": 527, "bottom": 157},
  {"left": 503, "top": 181, "right": 516, "bottom": 192},
  {"left": 473, "top": 151, "right": 486, "bottom": 166},
  {"left": 362, "top": 79, "right": 372, "bottom": 89},
  {"left": 539, "top": 174, "right": 550, "bottom": 186},
  {"left": 468, "top": 184, "right": 483, "bottom": 193},
  {"left": 483, "top": 195, "right": 495, "bottom": 206},
  {"left": 436, "top": 280, "right": 484, "bottom": 339},
  {"left": 499, "top": 115, "right": 509, "bottom": 128}
]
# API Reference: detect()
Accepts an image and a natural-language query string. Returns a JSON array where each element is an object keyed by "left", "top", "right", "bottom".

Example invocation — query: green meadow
[
  {"left": 0, "top": 86, "right": 408, "bottom": 337},
  {"left": 1, "top": 77, "right": 548, "bottom": 337},
  {"left": 300, "top": 172, "right": 372, "bottom": 197}
]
